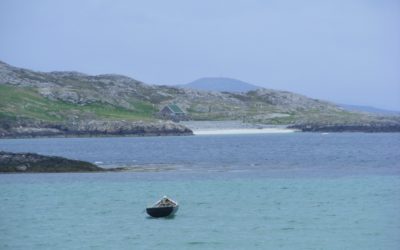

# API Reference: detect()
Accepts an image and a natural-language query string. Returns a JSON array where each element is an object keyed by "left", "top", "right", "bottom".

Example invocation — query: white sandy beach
[
  {"left": 193, "top": 128, "right": 296, "bottom": 135},
  {"left": 180, "top": 121, "right": 297, "bottom": 135}
]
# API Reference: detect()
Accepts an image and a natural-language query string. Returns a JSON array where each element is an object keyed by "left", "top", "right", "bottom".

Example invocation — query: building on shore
[{"left": 157, "top": 104, "right": 190, "bottom": 122}]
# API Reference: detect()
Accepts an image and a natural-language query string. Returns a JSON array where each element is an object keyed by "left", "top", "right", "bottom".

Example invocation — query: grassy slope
[
  {"left": 0, "top": 85, "right": 156, "bottom": 123},
  {"left": 1, "top": 84, "right": 395, "bottom": 128}
]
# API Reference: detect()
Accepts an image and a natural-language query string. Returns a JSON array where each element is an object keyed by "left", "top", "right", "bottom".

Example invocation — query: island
[{"left": 0, "top": 151, "right": 106, "bottom": 173}]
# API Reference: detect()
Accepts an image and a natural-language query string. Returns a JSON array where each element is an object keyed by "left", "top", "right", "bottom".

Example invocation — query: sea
[{"left": 0, "top": 133, "right": 399, "bottom": 250}]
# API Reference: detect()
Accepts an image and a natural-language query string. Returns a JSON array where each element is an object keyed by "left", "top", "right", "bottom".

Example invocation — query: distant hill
[
  {"left": 340, "top": 104, "right": 400, "bottom": 116},
  {"left": 179, "top": 77, "right": 261, "bottom": 93}
]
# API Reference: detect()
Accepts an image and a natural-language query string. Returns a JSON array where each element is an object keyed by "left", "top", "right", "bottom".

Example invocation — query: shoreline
[
  {"left": 193, "top": 128, "right": 297, "bottom": 135},
  {"left": 2, "top": 119, "right": 400, "bottom": 140},
  {"left": 182, "top": 120, "right": 297, "bottom": 135},
  {"left": 0, "top": 132, "right": 193, "bottom": 140}
]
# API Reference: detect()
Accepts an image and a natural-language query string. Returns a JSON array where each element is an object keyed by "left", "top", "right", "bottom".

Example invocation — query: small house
[{"left": 158, "top": 104, "right": 189, "bottom": 122}]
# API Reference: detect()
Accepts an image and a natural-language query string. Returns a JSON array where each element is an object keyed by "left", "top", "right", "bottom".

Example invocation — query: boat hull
[{"left": 146, "top": 205, "right": 179, "bottom": 218}]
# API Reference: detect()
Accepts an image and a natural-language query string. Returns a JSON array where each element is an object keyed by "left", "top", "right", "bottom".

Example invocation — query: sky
[{"left": 0, "top": 0, "right": 399, "bottom": 110}]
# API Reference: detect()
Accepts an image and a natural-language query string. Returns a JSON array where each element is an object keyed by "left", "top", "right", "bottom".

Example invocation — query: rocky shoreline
[
  {"left": 1, "top": 120, "right": 399, "bottom": 138},
  {"left": 0, "top": 151, "right": 107, "bottom": 173},
  {"left": 289, "top": 123, "right": 400, "bottom": 132},
  {"left": 182, "top": 120, "right": 400, "bottom": 133},
  {"left": 0, "top": 120, "right": 193, "bottom": 138}
]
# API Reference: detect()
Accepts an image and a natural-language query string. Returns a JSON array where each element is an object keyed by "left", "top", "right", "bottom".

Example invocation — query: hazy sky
[{"left": 1, "top": 0, "right": 399, "bottom": 110}]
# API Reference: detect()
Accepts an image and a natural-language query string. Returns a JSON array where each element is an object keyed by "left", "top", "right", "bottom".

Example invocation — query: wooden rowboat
[{"left": 146, "top": 196, "right": 179, "bottom": 218}]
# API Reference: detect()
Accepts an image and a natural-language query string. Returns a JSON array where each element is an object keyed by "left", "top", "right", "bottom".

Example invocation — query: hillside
[
  {"left": 179, "top": 77, "right": 260, "bottom": 92},
  {"left": 1, "top": 60, "right": 399, "bottom": 136},
  {"left": 340, "top": 104, "right": 400, "bottom": 116}
]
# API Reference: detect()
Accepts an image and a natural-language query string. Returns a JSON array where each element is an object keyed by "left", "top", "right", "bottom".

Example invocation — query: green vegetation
[
  {"left": 0, "top": 85, "right": 156, "bottom": 123},
  {"left": 1, "top": 59, "right": 399, "bottom": 134}
]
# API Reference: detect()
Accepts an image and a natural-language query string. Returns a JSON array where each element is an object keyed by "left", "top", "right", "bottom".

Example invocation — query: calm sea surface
[{"left": 0, "top": 133, "right": 399, "bottom": 249}]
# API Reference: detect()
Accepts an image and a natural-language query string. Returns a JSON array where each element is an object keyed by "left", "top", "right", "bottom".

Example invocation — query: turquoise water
[
  {"left": 1, "top": 174, "right": 399, "bottom": 250},
  {"left": 1, "top": 133, "right": 400, "bottom": 249}
]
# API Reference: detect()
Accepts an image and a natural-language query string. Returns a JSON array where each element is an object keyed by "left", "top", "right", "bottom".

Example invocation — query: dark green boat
[{"left": 146, "top": 196, "right": 179, "bottom": 218}]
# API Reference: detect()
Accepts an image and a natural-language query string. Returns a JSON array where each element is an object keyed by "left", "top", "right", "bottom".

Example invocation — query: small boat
[{"left": 146, "top": 196, "right": 179, "bottom": 218}]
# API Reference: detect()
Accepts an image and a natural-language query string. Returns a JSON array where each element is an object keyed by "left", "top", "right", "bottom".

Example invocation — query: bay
[{"left": 0, "top": 133, "right": 399, "bottom": 249}]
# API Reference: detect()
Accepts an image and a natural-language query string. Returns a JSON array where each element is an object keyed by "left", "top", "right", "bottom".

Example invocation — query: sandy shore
[
  {"left": 181, "top": 121, "right": 297, "bottom": 135},
  {"left": 193, "top": 128, "right": 296, "bottom": 135}
]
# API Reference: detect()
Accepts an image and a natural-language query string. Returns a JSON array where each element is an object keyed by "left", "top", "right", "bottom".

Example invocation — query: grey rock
[
  {"left": 0, "top": 121, "right": 192, "bottom": 138},
  {"left": 0, "top": 151, "right": 104, "bottom": 173}
]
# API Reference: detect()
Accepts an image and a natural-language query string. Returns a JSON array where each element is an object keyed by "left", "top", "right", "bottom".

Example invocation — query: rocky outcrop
[
  {"left": 0, "top": 60, "right": 345, "bottom": 118},
  {"left": 0, "top": 151, "right": 104, "bottom": 173},
  {"left": 64, "top": 120, "right": 193, "bottom": 136},
  {"left": 290, "top": 122, "right": 400, "bottom": 132},
  {"left": 0, "top": 121, "right": 193, "bottom": 138}
]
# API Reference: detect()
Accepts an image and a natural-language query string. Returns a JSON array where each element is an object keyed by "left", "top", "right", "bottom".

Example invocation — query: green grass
[
  {"left": 0, "top": 85, "right": 156, "bottom": 123},
  {"left": 256, "top": 115, "right": 296, "bottom": 125},
  {"left": 1, "top": 84, "right": 382, "bottom": 127}
]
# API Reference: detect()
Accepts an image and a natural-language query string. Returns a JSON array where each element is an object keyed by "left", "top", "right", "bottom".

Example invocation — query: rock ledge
[{"left": 0, "top": 151, "right": 104, "bottom": 173}]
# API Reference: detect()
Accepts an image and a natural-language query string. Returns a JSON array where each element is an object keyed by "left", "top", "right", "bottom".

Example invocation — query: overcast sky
[{"left": 0, "top": 0, "right": 399, "bottom": 110}]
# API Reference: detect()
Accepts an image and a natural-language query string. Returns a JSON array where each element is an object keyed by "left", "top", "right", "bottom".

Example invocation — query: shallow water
[
  {"left": 0, "top": 133, "right": 399, "bottom": 249},
  {"left": 1, "top": 174, "right": 399, "bottom": 250}
]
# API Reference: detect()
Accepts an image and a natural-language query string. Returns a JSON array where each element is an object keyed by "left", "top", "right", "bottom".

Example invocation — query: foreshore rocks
[
  {"left": 290, "top": 122, "right": 400, "bottom": 132},
  {"left": 0, "top": 151, "right": 104, "bottom": 173},
  {"left": 64, "top": 120, "right": 193, "bottom": 136},
  {"left": 0, "top": 120, "right": 193, "bottom": 138}
]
